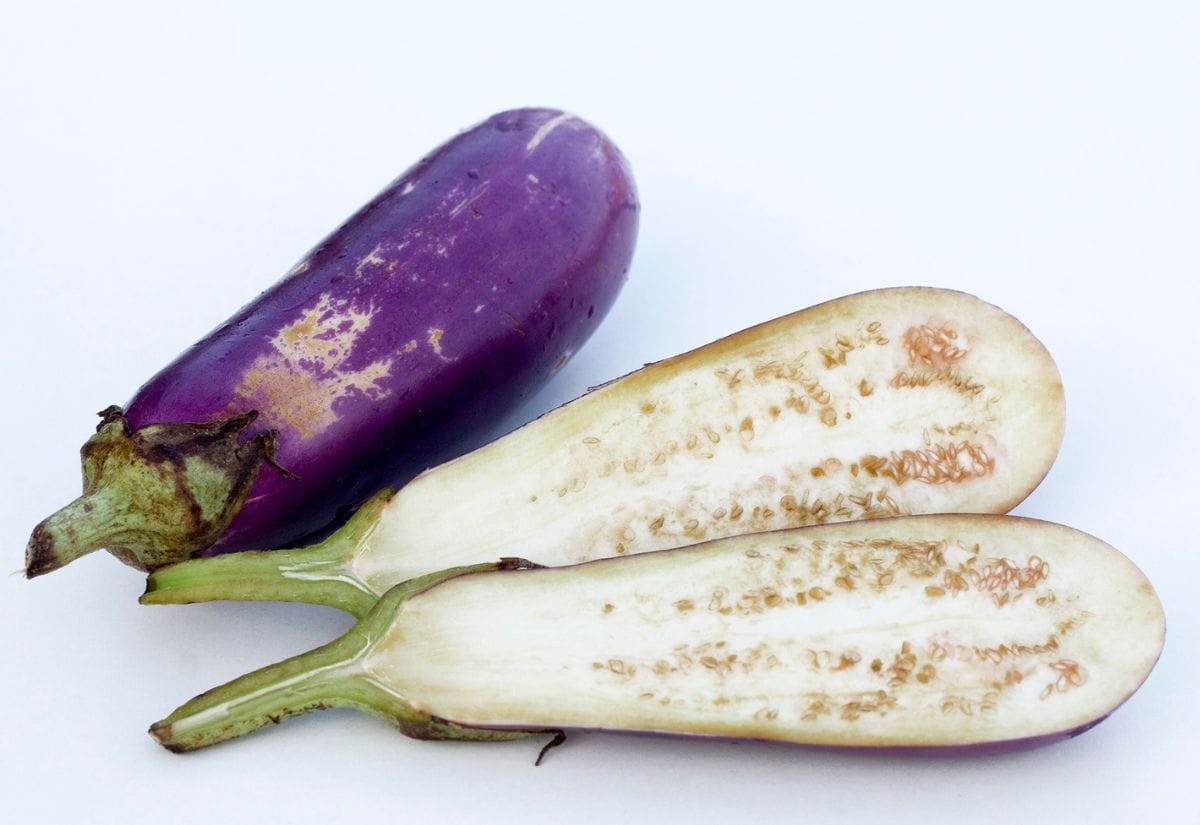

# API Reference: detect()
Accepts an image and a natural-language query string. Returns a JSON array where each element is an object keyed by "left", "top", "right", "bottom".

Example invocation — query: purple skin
[{"left": 28, "top": 109, "right": 638, "bottom": 574}]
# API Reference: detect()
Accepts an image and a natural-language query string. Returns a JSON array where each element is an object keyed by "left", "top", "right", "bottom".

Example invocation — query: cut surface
[
  {"left": 370, "top": 517, "right": 1162, "bottom": 748},
  {"left": 353, "top": 288, "right": 1065, "bottom": 595}
]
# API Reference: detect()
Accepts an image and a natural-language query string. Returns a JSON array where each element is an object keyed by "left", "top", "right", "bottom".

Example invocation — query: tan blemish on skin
[
  {"left": 235, "top": 294, "right": 394, "bottom": 439},
  {"left": 354, "top": 243, "right": 387, "bottom": 277},
  {"left": 553, "top": 349, "right": 573, "bottom": 372},
  {"left": 427, "top": 327, "right": 446, "bottom": 356},
  {"left": 288, "top": 259, "right": 311, "bottom": 277}
]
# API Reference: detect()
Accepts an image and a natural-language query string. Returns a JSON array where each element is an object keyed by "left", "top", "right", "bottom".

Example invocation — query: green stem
[
  {"left": 141, "top": 546, "right": 378, "bottom": 618},
  {"left": 151, "top": 623, "right": 374, "bottom": 752},
  {"left": 141, "top": 488, "right": 398, "bottom": 618},
  {"left": 150, "top": 563, "right": 549, "bottom": 753},
  {"left": 26, "top": 488, "right": 123, "bottom": 577}
]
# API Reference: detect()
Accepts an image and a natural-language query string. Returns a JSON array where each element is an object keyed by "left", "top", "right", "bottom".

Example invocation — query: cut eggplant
[
  {"left": 144, "top": 288, "right": 1066, "bottom": 617},
  {"left": 150, "top": 515, "right": 1163, "bottom": 755}
]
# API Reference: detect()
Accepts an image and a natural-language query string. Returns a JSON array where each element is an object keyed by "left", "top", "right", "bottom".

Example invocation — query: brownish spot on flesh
[{"left": 739, "top": 417, "right": 754, "bottom": 441}]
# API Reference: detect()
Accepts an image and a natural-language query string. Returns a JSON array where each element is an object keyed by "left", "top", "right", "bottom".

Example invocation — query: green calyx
[
  {"left": 26, "top": 406, "right": 291, "bottom": 577},
  {"left": 149, "top": 560, "right": 561, "bottom": 759}
]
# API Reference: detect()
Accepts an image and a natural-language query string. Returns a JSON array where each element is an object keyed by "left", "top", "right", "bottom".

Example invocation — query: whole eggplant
[{"left": 27, "top": 108, "right": 639, "bottom": 576}]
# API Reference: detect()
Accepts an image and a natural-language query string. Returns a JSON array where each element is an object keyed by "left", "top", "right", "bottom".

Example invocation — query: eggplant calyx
[
  {"left": 150, "top": 560, "right": 549, "bottom": 753},
  {"left": 26, "top": 406, "right": 288, "bottom": 577}
]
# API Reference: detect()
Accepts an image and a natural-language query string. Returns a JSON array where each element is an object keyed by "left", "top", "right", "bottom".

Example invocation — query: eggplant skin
[{"left": 124, "top": 109, "right": 638, "bottom": 555}]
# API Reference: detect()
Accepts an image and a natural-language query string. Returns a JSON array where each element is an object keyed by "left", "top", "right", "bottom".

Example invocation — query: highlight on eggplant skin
[
  {"left": 142, "top": 287, "right": 1066, "bottom": 616},
  {"left": 26, "top": 108, "right": 639, "bottom": 577},
  {"left": 148, "top": 515, "right": 1164, "bottom": 757}
]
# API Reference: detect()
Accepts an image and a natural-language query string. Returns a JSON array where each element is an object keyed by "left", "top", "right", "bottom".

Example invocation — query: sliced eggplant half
[{"left": 151, "top": 515, "right": 1163, "bottom": 757}]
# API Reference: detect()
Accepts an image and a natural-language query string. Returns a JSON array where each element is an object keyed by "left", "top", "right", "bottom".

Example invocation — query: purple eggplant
[
  {"left": 149, "top": 515, "right": 1164, "bottom": 757},
  {"left": 27, "top": 108, "right": 639, "bottom": 576}
]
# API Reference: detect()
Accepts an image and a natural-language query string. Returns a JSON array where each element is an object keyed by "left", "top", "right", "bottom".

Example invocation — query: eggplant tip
[
  {"left": 148, "top": 722, "right": 181, "bottom": 751},
  {"left": 24, "top": 524, "right": 61, "bottom": 579}
]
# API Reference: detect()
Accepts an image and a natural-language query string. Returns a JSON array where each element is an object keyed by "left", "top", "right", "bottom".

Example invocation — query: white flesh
[
  {"left": 367, "top": 517, "right": 1162, "bottom": 747},
  {"left": 351, "top": 288, "right": 1065, "bottom": 596}
]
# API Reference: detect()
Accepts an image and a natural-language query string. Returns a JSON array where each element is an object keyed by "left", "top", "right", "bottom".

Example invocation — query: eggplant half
[{"left": 150, "top": 515, "right": 1164, "bottom": 757}]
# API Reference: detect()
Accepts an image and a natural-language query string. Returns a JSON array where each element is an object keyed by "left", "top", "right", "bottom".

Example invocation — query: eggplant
[
  {"left": 149, "top": 515, "right": 1164, "bottom": 756},
  {"left": 27, "top": 108, "right": 639, "bottom": 576},
  {"left": 144, "top": 288, "right": 1065, "bottom": 617}
]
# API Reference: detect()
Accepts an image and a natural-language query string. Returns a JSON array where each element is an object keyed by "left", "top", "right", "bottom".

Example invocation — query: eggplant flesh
[
  {"left": 150, "top": 515, "right": 1164, "bottom": 755},
  {"left": 145, "top": 287, "right": 1065, "bottom": 616}
]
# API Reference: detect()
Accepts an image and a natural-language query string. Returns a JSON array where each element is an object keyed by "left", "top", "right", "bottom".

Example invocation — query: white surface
[{"left": 1, "top": 1, "right": 1195, "bottom": 822}]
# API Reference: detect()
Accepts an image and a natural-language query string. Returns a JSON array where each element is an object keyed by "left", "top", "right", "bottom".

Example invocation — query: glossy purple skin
[{"left": 123, "top": 109, "right": 638, "bottom": 554}]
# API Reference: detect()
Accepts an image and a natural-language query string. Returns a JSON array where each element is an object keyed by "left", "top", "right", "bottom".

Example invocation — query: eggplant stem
[
  {"left": 150, "top": 623, "right": 378, "bottom": 752},
  {"left": 26, "top": 489, "right": 119, "bottom": 577},
  {"left": 150, "top": 563, "right": 554, "bottom": 753},
  {"left": 141, "top": 545, "right": 379, "bottom": 617},
  {"left": 141, "top": 488, "right": 398, "bottom": 617},
  {"left": 535, "top": 730, "right": 567, "bottom": 766}
]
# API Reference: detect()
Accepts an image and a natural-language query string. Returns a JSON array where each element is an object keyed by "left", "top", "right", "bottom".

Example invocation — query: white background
[{"left": 2, "top": 2, "right": 1196, "bottom": 822}]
